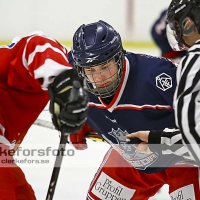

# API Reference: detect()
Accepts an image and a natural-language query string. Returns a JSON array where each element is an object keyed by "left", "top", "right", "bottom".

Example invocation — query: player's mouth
[{"left": 98, "top": 82, "right": 111, "bottom": 88}]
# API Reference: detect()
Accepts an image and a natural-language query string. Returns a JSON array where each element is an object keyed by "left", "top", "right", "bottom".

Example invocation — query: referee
[{"left": 166, "top": 0, "right": 200, "bottom": 166}]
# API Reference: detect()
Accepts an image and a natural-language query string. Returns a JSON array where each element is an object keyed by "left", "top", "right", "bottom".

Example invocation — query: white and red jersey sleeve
[
  {"left": 0, "top": 31, "right": 72, "bottom": 149},
  {"left": 6, "top": 31, "right": 72, "bottom": 90}
]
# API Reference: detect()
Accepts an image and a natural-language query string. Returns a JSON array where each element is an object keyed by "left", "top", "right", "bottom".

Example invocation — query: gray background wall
[{"left": 0, "top": 0, "right": 171, "bottom": 43}]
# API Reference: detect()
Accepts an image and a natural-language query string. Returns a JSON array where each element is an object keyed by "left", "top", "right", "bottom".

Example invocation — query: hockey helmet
[
  {"left": 71, "top": 20, "right": 124, "bottom": 98},
  {"left": 166, "top": 0, "right": 200, "bottom": 50}
]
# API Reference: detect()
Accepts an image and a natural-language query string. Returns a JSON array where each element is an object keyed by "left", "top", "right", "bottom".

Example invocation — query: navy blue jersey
[
  {"left": 69, "top": 51, "right": 183, "bottom": 174},
  {"left": 151, "top": 10, "right": 171, "bottom": 56},
  {"left": 151, "top": 9, "right": 186, "bottom": 59}
]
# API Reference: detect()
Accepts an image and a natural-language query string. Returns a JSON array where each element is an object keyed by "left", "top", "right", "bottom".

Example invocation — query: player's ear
[{"left": 182, "top": 17, "right": 195, "bottom": 36}]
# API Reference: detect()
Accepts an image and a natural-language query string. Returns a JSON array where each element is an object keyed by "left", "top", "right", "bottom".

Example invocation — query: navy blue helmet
[{"left": 71, "top": 20, "right": 125, "bottom": 98}]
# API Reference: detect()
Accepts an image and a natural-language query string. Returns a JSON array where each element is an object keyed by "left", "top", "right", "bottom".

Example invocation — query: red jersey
[{"left": 0, "top": 31, "right": 72, "bottom": 151}]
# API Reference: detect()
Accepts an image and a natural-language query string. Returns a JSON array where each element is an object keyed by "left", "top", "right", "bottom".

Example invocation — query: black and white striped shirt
[{"left": 173, "top": 40, "right": 200, "bottom": 166}]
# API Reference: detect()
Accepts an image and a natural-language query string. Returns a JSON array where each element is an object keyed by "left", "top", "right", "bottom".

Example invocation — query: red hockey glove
[{"left": 68, "top": 123, "right": 95, "bottom": 150}]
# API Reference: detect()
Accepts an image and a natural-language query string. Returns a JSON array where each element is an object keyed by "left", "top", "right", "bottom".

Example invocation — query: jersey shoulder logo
[{"left": 156, "top": 73, "right": 172, "bottom": 91}]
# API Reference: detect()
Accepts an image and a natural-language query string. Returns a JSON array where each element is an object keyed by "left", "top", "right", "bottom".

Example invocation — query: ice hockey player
[
  {"left": 68, "top": 20, "right": 199, "bottom": 199},
  {"left": 151, "top": 9, "right": 186, "bottom": 62},
  {"left": 0, "top": 31, "right": 88, "bottom": 199}
]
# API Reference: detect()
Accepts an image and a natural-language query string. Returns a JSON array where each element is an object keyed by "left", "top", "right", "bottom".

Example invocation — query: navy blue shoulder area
[
  {"left": 124, "top": 52, "right": 177, "bottom": 107},
  {"left": 125, "top": 52, "right": 177, "bottom": 73}
]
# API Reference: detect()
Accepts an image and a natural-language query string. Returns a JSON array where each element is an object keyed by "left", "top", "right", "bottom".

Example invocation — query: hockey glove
[
  {"left": 48, "top": 69, "right": 89, "bottom": 134},
  {"left": 68, "top": 123, "right": 96, "bottom": 150}
]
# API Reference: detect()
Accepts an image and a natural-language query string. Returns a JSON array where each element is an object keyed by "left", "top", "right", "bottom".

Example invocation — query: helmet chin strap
[
  {"left": 183, "top": 23, "right": 195, "bottom": 35},
  {"left": 181, "top": 23, "right": 196, "bottom": 48},
  {"left": 181, "top": 18, "right": 196, "bottom": 48}
]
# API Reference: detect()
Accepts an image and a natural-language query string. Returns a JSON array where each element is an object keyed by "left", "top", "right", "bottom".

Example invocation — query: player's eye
[
  {"left": 85, "top": 68, "right": 94, "bottom": 74},
  {"left": 101, "top": 65, "right": 109, "bottom": 70}
]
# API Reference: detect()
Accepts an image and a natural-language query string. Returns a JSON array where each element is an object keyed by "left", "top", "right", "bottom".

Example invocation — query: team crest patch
[
  {"left": 156, "top": 73, "right": 172, "bottom": 91},
  {"left": 107, "top": 128, "right": 159, "bottom": 170}
]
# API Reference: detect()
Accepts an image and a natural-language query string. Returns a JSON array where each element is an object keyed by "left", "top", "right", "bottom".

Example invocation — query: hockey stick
[
  {"left": 46, "top": 131, "right": 68, "bottom": 200},
  {"left": 34, "top": 118, "right": 106, "bottom": 143}
]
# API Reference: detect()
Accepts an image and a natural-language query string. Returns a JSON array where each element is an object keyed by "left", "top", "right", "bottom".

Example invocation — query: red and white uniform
[{"left": 0, "top": 31, "right": 72, "bottom": 199}]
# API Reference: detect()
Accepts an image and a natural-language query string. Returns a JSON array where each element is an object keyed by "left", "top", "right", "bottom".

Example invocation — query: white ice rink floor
[{"left": 14, "top": 47, "right": 172, "bottom": 200}]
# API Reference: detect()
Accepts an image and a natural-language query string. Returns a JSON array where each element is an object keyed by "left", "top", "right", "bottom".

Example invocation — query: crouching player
[{"left": 68, "top": 21, "right": 199, "bottom": 199}]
